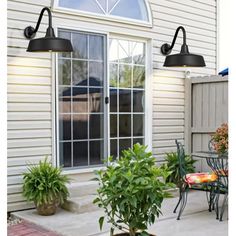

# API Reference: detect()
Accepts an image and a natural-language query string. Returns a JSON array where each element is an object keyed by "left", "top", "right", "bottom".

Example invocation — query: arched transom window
[{"left": 57, "top": 0, "right": 151, "bottom": 24}]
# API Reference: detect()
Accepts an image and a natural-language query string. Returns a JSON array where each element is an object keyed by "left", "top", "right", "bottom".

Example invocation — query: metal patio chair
[
  {"left": 207, "top": 139, "right": 228, "bottom": 221},
  {"left": 173, "top": 140, "right": 218, "bottom": 220}
]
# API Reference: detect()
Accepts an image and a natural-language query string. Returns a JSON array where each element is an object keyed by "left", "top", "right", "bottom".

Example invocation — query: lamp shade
[
  {"left": 27, "top": 36, "right": 73, "bottom": 52},
  {"left": 163, "top": 52, "right": 206, "bottom": 67}
]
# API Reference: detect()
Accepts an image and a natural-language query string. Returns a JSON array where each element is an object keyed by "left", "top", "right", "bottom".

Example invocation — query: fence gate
[{"left": 185, "top": 75, "right": 228, "bottom": 172}]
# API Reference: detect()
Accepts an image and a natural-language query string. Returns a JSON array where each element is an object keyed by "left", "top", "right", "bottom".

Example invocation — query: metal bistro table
[{"left": 192, "top": 151, "right": 228, "bottom": 221}]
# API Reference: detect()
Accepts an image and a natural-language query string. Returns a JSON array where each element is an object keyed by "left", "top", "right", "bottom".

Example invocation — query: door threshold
[{"left": 62, "top": 166, "right": 106, "bottom": 175}]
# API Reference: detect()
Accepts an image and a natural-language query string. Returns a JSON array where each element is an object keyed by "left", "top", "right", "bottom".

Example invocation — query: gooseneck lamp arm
[
  {"left": 24, "top": 7, "right": 54, "bottom": 39},
  {"left": 161, "top": 26, "right": 188, "bottom": 55}
]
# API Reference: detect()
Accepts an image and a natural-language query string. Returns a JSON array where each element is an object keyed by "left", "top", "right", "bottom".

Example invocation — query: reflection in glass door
[
  {"left": 109, "top": 38, "right": 146, "bottom": 157},
  {"left": 58, "top": 29, "right": 106, "bottom": 168}
]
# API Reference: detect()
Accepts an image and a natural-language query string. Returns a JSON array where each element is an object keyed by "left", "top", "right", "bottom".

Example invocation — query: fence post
[{"left": 184, "top": 71, "right": 192, "bottom": 155}]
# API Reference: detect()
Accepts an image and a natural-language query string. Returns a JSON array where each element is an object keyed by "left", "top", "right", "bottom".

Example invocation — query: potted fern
[
  {"left": 22, "top": 158, "right": 70, "bottom": 216},
  {"left": 161, "top": 152, "right": 196, "bottom": 188},
  {"left": 93, "top": 144, "right": 173, "bottom": 236}
]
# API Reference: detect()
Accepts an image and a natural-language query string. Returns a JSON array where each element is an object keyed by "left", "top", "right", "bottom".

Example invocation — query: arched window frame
[{"left": 53, "top": 0, "right": 153, "bottom": 27}]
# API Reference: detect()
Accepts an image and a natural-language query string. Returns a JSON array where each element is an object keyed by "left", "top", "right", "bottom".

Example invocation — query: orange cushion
[{"left": 185, "top": 172, "right": 217, "bottom": 185}]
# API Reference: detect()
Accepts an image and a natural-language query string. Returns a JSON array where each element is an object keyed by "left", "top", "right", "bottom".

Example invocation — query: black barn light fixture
[
  {"left": 24, "top": 7, "right": 73, "bottom": 52},
  {"left": 161, "top": 26, "right": 205, "bottom": 67}
]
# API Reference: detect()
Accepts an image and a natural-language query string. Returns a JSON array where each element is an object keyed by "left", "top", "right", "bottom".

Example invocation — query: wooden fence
[{"left": 185, "top": 75, "right": 228, "bottom": 172}]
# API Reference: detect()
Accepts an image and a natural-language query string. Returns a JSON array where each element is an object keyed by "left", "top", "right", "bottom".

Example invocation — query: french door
[{"left": 57, "top": 29, "right": 146, "bottom": 169}]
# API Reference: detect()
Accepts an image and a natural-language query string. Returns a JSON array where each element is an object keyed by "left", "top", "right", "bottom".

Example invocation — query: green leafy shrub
[
  {"left": 93, "top": 144, "right": 174, "bottom": 236},
  {"left": 161, "top": 152, "right": 196, "bottom": 188},
  {"left": 22, "top": 157, "right": 70, "bottom": 207}
]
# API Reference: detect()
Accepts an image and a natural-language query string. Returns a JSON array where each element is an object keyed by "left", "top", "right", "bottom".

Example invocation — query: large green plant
[
  {"left": 22, "top": 158, "right": 70, "bottom": 207},
  {"left": 161, "top": 152, "right": 196, "bottom": 187},
  {"left": 93, "top": 144, "right": 174, "bottom": 236}
]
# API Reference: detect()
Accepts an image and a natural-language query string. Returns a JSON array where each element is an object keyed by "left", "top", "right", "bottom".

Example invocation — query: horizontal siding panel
[
  {"left": 8, "top": 155, "right": 51, "bottom": 167},
  {"left": 8, "top": 121, "right": 51, "bottom": 130},
  {"left": 8, "top": 37, "right": 31, "bottom": 49},
  {"left": 153, "top": 146, "right": 179, "bottom": 155},
  {"left": 8, "top": 129, "right": 51, "bottom": 139},
  {"left": 153, "top": 70, "right": 185, "bottom": 79},
  {"left": 153, "top": 112, "right": 184, "bottom": 119},
  {"left": 153, "top": 77, "right": 184, "bottom": 85},
  {"left": 8, "top": 147, "right": 52, "bottom": 158},
  {"left": 7, "top": 201, "right": 34, "bottom": 212},
  {"left": 8, "top": 138, "right": 51, "bottom": 148},
  {"left": 154, "top": 105, "right": 184, "bottom": 112},
  {"left": 8, "top": 176, "right": 23, "bottom": 185},
  {"left": 153, "top": 133, "right": 184, "bottom": 141},
  {"left": 153, "top": 139, "right": 184, "bottom": 148},
  {"left": 8, "top": 85, "right": 51, "bottom": 94},
  {"left": 8, "top": 94, "right": 51, "bottom": 103},
  {"left": 153, "top": 84, "right": 184, "bottom": 92},
  {"left": 8, "top": 65, "right": 51, "bottom": 77},
  {"left": 8, "top": 193, "right": 25, "bottom": 203},
  {"left": 154, "top": 91, "right": 184, "bottom": 99},
  {"left": 153, "top": 119, "right": 184, "bottom": 126},
  {"left": 8, "top": 184, "right": 22, "bottom": 194},
  {"left": 8, "top": 103, "right": 51, "bottom": 112},
  {"left": 8, "top": 56, "right": 51, "bottom": 68},
  {"left": 153, "top": 126, "right": 184, "bottom": 133},
  {"left": 8, "top": 27, "right": 45, "bottom": 40},
  {"left": 8, "top": 75, "right": 51, "bottom": 85},
  {"left": 8, "top": 166, "right": 28, "bottom": 176},
  {"left": 153, "top": 91, "right": 184, "bottom": 99},
  {"left": 8, "top": 47, "right": 51, "bottom": 59},
  {"left": 153, "top": 98, "right": 184, "bottom": 106},
  {"left": 8, "top": 112, "right": 51, "bottom": 121}
]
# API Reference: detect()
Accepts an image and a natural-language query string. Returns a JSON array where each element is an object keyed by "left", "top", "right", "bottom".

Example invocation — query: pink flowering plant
[{"left": 211, "top": 123, "right": 228, "bottom": 154}]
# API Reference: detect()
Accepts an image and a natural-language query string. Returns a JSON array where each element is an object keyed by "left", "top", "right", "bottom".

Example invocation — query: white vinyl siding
[{"left": 7, "top": 0, "right": 217, "bottom": 211}]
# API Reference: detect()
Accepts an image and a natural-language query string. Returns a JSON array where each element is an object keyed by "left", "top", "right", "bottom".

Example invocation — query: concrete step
[
  {"left": 62, "top": 195, "right": 99, "bottom": 214},
  {"left": 66, "top": 181, "right": 99, "bottom": 198}
]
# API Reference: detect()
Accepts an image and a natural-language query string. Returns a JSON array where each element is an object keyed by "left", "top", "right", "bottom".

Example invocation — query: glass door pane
[
  {"left": 58, "top": 29, "right": 106, "bottom": 168},
  {"left": 109, "top": 38, "right": 146, "bottom": 157}
]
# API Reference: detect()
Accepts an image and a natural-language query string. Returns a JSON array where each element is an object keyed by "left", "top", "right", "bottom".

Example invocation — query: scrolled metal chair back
[{"left": 175, "top": 140, "right": 187, "bottom": 179}]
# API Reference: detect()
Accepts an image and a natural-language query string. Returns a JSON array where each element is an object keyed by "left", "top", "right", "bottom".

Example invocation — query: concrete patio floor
[{"left": 12, "top": 191, "right": 228, "bottom": 236}]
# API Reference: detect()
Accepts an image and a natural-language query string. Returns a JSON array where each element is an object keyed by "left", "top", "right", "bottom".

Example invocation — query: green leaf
[
  {"left": 99, "top": 216, "right": 105, "bottom": 231},
  {"left": 140, "top": 231, "right": 149, "bottom": 236}
]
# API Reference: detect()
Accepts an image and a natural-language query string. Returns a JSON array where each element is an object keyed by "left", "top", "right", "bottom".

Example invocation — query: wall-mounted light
[
  {"left": 24, "top": 7, "right": 73, "bottom": 52},
  {"left": 161, "top": 26, "right": 205, "bottom": 67}
]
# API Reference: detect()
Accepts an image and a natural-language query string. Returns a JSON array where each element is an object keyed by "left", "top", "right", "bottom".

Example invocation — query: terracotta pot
[
  {"left": 35, "top": 201, "right": 59, "bottom": 216},
  {"left": 114, "top": 233, "right": 156, "bottom": 236}
]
